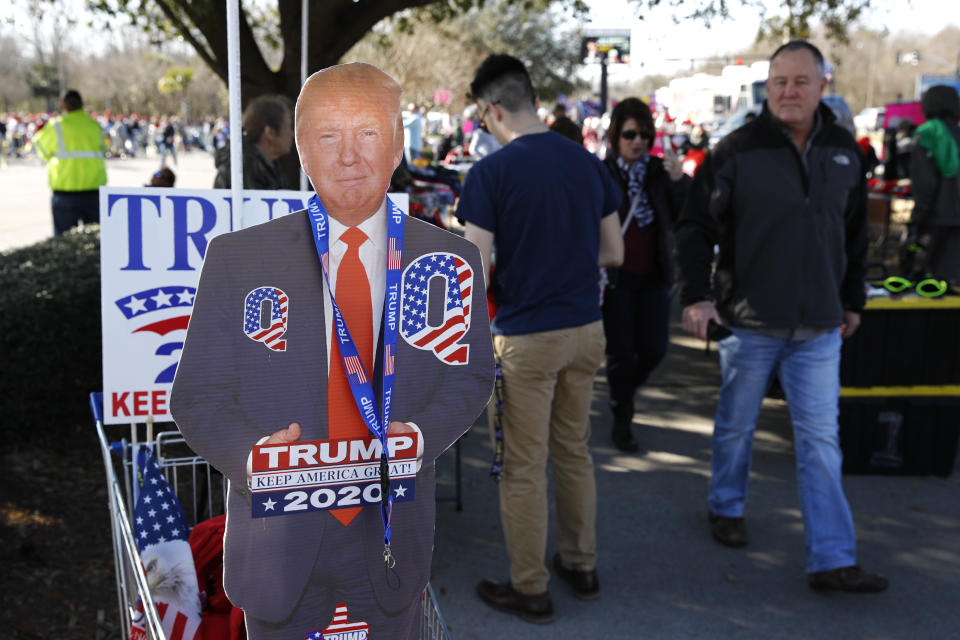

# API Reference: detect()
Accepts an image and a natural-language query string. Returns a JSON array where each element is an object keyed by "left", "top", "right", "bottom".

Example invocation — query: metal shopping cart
[{"left": 91, "top": 392, "right": 452, "bottom": 640}]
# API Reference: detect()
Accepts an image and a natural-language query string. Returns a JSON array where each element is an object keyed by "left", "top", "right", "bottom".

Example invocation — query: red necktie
[{"left": 328, "top": 226, "right": 372, "bottom": 527}]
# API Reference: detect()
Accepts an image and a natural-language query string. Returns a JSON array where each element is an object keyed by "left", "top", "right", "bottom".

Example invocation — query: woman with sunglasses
[{"left": 602, "top": 97, "right": 690, "bottom": 452}]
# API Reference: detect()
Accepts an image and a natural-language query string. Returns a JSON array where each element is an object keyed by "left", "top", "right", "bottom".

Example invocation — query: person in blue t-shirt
[{"left": 457, "top": 53, "right": 623, "bottom": 624}]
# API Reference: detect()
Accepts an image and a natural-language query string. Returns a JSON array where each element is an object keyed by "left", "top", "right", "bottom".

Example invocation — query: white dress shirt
[{"left": 324, "top": 199, "right": 387, "bottom": 371}]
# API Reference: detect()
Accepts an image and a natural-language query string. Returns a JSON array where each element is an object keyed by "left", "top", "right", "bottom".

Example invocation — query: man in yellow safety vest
[{"left": 32, "top": 90, "right": 108, "bottom": 235}]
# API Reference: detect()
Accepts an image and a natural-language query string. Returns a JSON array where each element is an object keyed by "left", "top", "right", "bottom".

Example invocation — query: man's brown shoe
[
  {"left": 476, "top": 579, "right": 554, "bottom": 624},
  {"left": 552, "top": 553, "right": 600, "bottom": 600},
  {"left": 808, "top": 566, "right": 889, "bottom": 593},
  {"left": 708, "top": 511, "right": 748, "bottom": 547}
]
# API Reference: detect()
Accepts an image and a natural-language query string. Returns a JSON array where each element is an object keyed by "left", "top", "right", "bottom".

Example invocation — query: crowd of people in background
[
  {"left": 1, "top": 83, "right": 718, "bottom": 188},
  {"left": 0, "top": 110, "right": 230, "bottom": 164}
]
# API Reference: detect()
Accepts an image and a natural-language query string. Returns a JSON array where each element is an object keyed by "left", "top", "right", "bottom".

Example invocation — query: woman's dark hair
[
  {"left": 242, "top": 95, "right": 292, "bottom": 144},
  {"left": 607, "top": 97, "right": 655, "bottom": 159}
]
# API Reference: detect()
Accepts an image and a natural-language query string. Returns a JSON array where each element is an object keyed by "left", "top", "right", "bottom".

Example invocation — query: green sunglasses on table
[{"left": 882, "top": 276, "right": 949, "bottom": 298}]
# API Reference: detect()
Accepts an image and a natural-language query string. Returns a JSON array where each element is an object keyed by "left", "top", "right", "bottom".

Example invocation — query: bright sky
[
  {"left": 9, "top": 0, "right": 957, "bottom": 79},
  {"left": 586, "top": 0, "right": 960, "bottom": 76}
]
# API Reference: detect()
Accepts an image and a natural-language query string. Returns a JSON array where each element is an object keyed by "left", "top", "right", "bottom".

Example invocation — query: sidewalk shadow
[{"left": 430, "top": 315, "right": 960, "bottom": 639}]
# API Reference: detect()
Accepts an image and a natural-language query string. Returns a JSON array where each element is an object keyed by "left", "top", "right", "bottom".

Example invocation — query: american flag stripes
[
  {"left": 384, "top": 343, "right": 395, "bottom": 376},
  {"left": 129, "top": 601, "right": 195, "bottom": 640},
  {"left": 128, "top": 449, "right": 201, "bottom": 640},
  {"left": 304, "top": 602, "right": 370, "bottom": 640},
  {"left": 344, "top": 355, "right": 368, "bottom": 383},
  {"left": 243, "top": 286, "right": 289, "bottom": 351},
  {"left": 399, "top": 252, "right": 473, "bottom": 365},
  {"left": 452, "top": 256, "right": 473, "bottom": 320},
  {"left": 389, "top": 237, "right": 402, "bottom": 271}
]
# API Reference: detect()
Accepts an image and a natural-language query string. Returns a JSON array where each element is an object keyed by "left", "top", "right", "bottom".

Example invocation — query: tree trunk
[{"left": 169, "top": 0, "right": 438, "bottom": 187}]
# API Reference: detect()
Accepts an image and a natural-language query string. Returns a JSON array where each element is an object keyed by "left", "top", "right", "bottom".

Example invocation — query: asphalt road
[
  {"left": 0, "top": 150, "right": 217, "bottom": 253},
  {"left": 428, "top": 317, "right": 960, "bottom": 640}
]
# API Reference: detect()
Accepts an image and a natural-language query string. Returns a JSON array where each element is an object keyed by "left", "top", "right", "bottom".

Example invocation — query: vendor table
[{"left": 839, "top": 295, "right": 960, "bottom": 476}]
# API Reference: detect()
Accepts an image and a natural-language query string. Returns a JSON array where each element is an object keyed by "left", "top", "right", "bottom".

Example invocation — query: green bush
[{"left": 0, "top": 226, "right": 101, "bottom": 441}]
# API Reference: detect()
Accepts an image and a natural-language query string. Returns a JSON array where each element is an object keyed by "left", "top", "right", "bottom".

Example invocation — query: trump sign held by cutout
[{"left": 98, "top": 187, "right": 409, "bottom": 424}]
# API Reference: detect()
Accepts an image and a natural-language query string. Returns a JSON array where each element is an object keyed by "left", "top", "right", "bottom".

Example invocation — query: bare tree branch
[{"left": 154, "top": 0, "right": 220, "bottom": 77}]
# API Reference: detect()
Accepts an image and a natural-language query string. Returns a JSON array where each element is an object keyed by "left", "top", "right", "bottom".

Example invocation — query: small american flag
[
  {"left": 344, "top": 355, "right": 368, "bottom": 383},
  {"left": 128, "top": 449, "right": 201, "bottom": 640},
  {"left": 243, "top": 287, "right": 289, "bottom": 351},
  {"left": 399, "top": 252, "right": 473, "bottom": 365},
  {"left": 130, "top": 601, "right": 196, "bottom": 640},
  {"left": 384, "top": 344, "right": 395, "bottom": 376},
  {"left": 388, "top": 238, "right": 402, "bottom": 271}
]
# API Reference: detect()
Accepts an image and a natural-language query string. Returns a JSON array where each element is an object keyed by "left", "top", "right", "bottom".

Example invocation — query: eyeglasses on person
[{"left": 621, "top": 129, "right": 654, "bottom": 142}]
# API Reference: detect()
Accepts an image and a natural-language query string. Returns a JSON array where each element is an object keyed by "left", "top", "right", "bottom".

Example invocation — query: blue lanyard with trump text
[{"left": 307, "top": 194, "right": 405, "bottom": 568}]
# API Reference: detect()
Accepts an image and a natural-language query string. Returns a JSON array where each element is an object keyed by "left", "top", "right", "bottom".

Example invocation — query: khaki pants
[{"left": 492, "top": 320, "right": 605, "bottom": 594}]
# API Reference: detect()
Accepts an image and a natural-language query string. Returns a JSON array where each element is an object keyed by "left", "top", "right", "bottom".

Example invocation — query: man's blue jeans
[{"left": 709, "top": 327, "right": 857, "bottom": 573}]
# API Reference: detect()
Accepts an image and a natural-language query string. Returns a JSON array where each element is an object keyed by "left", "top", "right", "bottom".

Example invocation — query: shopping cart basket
[{"left": 91, "top": 392, "right": 452, "bottom": 640}]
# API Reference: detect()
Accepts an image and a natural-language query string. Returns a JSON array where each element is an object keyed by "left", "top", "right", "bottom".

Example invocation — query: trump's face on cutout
[{"left": 296, "top": 64, "right": 404, "bottom": 225}]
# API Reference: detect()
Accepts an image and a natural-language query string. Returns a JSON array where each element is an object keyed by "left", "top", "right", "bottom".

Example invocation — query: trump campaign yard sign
[
  {"left": 99, "top": 188, "right": 414, "bottom": 425},
  {"left": 99, "top": 187, "right": 311, "bottom": 424}
]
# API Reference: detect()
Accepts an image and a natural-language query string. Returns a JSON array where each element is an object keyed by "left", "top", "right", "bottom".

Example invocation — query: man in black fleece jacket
[{"left": 675, "top": 40, "right": 887, "bottom": 593}]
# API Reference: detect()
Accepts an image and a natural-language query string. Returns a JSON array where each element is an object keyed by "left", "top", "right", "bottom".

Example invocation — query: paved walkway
[
  {"left": 0, "top": 150, "right": 217, "bottom": 252},
  {"left": 429, "top": 314, "right": 960, "bottom": 639}
]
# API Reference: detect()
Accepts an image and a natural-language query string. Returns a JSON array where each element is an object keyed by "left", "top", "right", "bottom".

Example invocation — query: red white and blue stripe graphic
[
  {"left": 304, "top": 603, "right": 370, "bottom": 639},
  {"left": 128, "top": 449, "right": 201, "bottom": 640},
  {"left": 389, "top": 237, "right": 402, "bottom": 271},
  {"left": 384, "top": 344, "right": 395, "bottom": 376},
  {"left": 243, "top": 287, "right": 289, "bottom": 351},
  {"left": 130, "top": 600, "right": 198, "bottom": 640},
  {"left": 399, "top": 252, "right": 473, "bottom": 365},
  {"left": 344, "top": 355, "right": 367, "bottom": 383}
]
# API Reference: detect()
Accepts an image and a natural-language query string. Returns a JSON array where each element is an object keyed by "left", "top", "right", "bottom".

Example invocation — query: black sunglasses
[{"left": 621, "top": 129, "right": 654, "bottom": 142}]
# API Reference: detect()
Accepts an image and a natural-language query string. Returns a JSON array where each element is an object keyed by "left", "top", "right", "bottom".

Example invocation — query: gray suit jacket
[{"left": 169, "top": 211, "right": 494, "bottom": 622}]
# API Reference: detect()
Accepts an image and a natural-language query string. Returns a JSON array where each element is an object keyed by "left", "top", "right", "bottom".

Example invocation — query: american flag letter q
[
  {"left": 244, "top": 286, "right": 289, "bottom": 351},
  {"left": 399, "top": 252, "right": 473, "bottom": 365}
]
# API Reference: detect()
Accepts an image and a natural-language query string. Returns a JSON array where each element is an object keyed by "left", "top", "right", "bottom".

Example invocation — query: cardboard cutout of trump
[{"left": 170, "top": 63, "right": 495, "bottom": 639}]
